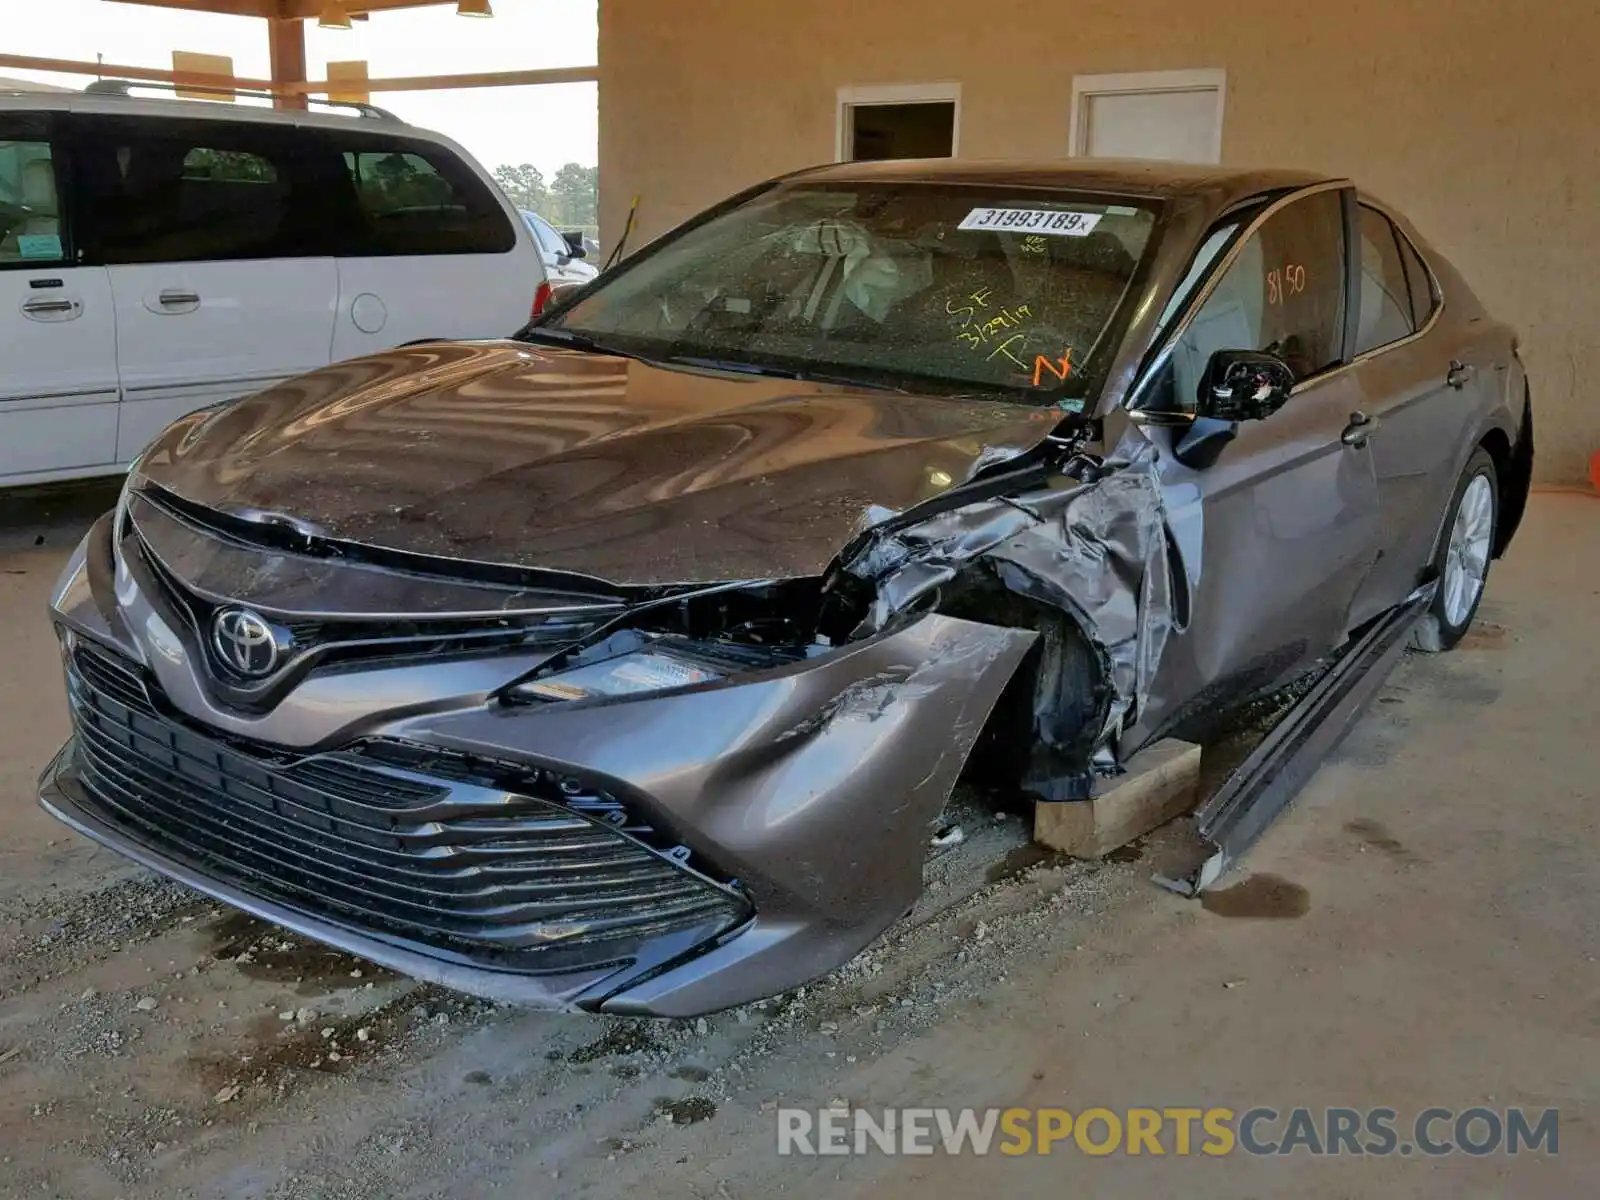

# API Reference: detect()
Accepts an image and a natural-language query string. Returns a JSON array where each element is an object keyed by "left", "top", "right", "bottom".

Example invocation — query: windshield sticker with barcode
[{"left": 959, "top": 208, "right": 1103, "bottom": 236}]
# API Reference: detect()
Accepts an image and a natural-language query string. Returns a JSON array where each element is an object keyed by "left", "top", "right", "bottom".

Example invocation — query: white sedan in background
[{"left": 521, "top": 210, "right": 599, "bottom": 289}]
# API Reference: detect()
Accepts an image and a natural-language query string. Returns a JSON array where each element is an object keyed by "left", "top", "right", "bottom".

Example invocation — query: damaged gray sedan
[{"left": 39, "top": 160, "right": 1533, "bottom": 1016}]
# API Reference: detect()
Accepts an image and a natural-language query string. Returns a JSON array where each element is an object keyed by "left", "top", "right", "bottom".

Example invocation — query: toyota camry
[{"left": 40, "top": 159, "right": 1533, "bottom": 1016}]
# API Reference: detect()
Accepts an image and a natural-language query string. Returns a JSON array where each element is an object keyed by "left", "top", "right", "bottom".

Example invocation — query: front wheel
[{"left": 1412, "top": 448, "right": 1498, "bottom": 652}]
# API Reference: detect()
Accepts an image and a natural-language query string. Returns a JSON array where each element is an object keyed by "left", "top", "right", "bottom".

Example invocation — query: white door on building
[{"left": 1070, "top": 70, "right": 1226, "bottom": 164}]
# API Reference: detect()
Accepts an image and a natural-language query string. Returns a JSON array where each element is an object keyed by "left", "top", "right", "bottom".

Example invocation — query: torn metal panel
[
  {"left": 841, "top": 438, "right": 1175, "bottom": 798},
  {"left": 1160, "top": 585, "right": 1433, "bottom": 897}
]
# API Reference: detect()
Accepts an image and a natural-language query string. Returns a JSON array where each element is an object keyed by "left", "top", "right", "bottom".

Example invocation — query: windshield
[{"left": 534, "top": 182, "right": 1161, "bottom": 405}]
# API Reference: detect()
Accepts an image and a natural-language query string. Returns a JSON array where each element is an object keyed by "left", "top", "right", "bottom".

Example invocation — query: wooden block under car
[{"left": 1033, "top": 739, "right": 1202, "bottom": 859}]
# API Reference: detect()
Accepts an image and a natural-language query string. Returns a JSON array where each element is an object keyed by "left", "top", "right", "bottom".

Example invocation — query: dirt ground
[{"left": 0, "top": 491, "right": 1594, "bottom": 1199}]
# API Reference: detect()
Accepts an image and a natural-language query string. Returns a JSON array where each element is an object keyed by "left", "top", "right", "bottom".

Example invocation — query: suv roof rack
[{"left": 81, "top": 78, "right": 402, "bottom": 122}]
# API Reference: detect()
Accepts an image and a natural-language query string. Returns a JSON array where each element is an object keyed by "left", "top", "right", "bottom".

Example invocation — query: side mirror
[
  {"left": 562, "top": 231, "right": 588, "bottom": 260},
  {"left": 1197, "top": 350, "right": 1295, "bottom": 422}
]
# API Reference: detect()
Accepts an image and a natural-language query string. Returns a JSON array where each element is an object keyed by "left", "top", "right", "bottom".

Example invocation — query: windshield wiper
[
  {"left": 521, "top": 334, "right": 981, "bottom": 399},
  {"left": 517, "top": 326, "right": 601, "bottom": 351},
  {"left": 663, "top": 354, "right": 915, "bottom": 394},
  {"left": 518, "top": 327, "right": 673, "bottom": 370}
]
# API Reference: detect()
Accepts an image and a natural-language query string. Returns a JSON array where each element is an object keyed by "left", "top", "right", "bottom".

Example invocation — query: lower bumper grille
[{"left": 61, "top": 640, "right": 749, "bottom": 974}]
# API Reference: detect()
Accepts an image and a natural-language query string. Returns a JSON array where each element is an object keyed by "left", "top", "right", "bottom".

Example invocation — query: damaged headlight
[
  {"left": 505, "top": 589, "right": 828, "bottom": 706},
  {"left": 512, "top": 646, "right": 723, "bottom": 702}
]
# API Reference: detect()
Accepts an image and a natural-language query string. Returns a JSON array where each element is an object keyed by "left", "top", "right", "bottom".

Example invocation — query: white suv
[{"left": 1, "top": 83, "right": 546, "bottom": 488}]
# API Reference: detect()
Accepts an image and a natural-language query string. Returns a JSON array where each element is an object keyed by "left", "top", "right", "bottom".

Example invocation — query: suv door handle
[
  {"left": 1447, "top": 360, "right": 1475, "bottom": 389},
  {"left": 158, "top": 289, "right": 201, "bottom": 308},
  {"left": 20, "top": 296, "right": 81, "bottom": 319},
  {"left": 1342, "top": 411, "right": 1379, "bottom": 447}
]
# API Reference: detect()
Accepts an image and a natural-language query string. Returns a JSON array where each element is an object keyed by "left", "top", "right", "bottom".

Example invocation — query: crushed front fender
[{"left": 839, "top": 439, "right": 1174, "bottom": 799}]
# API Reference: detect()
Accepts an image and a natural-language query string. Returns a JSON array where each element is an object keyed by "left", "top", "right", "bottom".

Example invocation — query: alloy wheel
[{"left": 1441, "top": 474, "right": 1495, "bottom": 627}]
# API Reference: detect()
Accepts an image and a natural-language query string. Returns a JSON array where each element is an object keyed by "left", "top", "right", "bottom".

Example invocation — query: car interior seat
[{"left": 0, "top": 156, "right": 59, "bottom": 259}]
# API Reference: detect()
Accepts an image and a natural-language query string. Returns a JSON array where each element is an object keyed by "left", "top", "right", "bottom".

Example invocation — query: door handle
[
  {"left": 158, "top": 289, "right": 201, "bottom": 308},
  {"left": 20, "top": 296, "right": 81, "bottom": 319},
  {"left": 1342, "top": 411, "right": 1379, "bottom": 447},
  {"left": 1447, "top": 360, "right": 1475, "bottom": 390}
]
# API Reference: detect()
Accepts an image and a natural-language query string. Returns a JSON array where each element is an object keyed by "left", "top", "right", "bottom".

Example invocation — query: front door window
[{"left": 1147, "top": 189, "right": 1348, "bottom": 412}]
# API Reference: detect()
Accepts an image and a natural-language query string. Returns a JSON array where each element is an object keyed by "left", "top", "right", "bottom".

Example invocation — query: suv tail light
[{"left": 531, "top": 281, "right": 553, "bottom": 318}]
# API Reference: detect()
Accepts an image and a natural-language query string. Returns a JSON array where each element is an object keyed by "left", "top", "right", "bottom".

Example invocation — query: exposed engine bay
[{"left": 499, "top": 422, "right": 1172, "bottom": 805}]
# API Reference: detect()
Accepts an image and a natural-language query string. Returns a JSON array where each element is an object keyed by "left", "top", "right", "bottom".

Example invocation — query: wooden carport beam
[
  {"left": 104, "top": 0, "right": 274, "bottom": 13},
  {"left": 103, "top": 1, "right": 454, "bottom": 15},
  {"left": 284, "top": 64, "right": 601, "bottom": 92},
  {"left": 103, "top": 1, "right": 467, "bottom": 109},
  {"left": 6, "top": 0, "right": 596, "bottom": 109},
  {"left": 267, "top": 15, "right": 307, "bottom": 109},
  {"left": 0, "top": 52, "right": 599, "bottom": 99},
  {"left": 0, "top": 51, "right": 279, "bottom": 92},
  {"left": 276, "top": 0, "right": 455, "bottom": 15}
]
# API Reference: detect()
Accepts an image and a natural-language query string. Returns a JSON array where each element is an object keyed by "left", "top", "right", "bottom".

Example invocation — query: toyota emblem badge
[{"left": 210, "top": 607, "right": 284, "bottom": 679}]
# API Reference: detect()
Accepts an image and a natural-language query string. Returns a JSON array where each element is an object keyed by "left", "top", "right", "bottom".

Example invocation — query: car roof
[
  {"left": 791, "top": 156, "right": 1335, "bottom": 201},
  {"left": 0, "top": 87, "right": 413, "bottom": 135}
]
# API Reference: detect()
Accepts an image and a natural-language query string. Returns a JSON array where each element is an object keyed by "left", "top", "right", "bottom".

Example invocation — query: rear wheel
[{"left": 1412, "top": 448, "right": 1498, "bottom": 652}]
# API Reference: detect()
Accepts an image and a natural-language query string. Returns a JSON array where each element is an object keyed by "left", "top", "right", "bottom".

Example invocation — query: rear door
[
  {"left": 1128, "top": 185, "right": 1383, "bottom": 744},
  {"left": 68, "top": 113, "right": 337, "bottom": 464},
  {"left": 0, "top": 112, "right": 121, "bottom": 486},
  {"left": 324, "top": 131, "right": 538, "bottom": 359},
  {"left": 1343, "top": 203, "right": 1476, "bottom": 624}
]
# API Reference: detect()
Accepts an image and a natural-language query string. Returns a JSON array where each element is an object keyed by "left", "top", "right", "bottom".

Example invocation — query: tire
[{"left": 1412, "top": 447, "right": 1498, "bottom": 652}]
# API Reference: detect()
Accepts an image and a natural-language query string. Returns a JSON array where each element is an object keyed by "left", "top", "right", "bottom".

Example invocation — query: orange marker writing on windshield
[{"left": 1033, "top": 348, "right": 1073, "bottom": 387}]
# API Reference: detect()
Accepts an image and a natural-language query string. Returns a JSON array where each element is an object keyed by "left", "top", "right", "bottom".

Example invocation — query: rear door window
[
  {"left": 0, "top": 119, "right": 67, "bottom": 266},
  {"left": 68, "top": 116, "right": 321, "bottom": 264},
  {"left": 338, "top": 140, "right": 514, "bottom": 256},
  {"left": 1353, "top": 204, "right": 1416, "bottom": 355}
]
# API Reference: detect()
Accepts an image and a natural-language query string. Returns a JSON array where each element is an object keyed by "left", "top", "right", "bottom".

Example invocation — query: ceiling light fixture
[
  {"left": 317, "top": 2, "right": 353, "bottom": 30},
  {"left": 456, "top": 0, "right": 494, "bottom": 17}
]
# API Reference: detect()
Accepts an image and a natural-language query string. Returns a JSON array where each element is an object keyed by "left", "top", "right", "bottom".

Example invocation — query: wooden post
[
  {"left": 267, "top": 16, "right": 307, "bottom": 109},
  {"left": 1033, "top": 739, "right": 1202, "bottom": 859}
]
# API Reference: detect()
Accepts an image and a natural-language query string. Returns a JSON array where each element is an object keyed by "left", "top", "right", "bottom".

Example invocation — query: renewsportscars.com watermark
[{"left": 777, "top": 1106, "right": 1560, "bottom": 1158}]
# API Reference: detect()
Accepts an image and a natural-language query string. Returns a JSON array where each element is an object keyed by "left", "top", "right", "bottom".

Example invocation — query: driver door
[{"left": 1126, "top": 185, "right": 1383, "bottom": 747}]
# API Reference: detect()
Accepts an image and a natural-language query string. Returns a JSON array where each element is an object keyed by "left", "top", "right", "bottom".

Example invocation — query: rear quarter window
[
  {"left": 336, "top": 139, "right": 515, "bottom": 257},
  {"left": 1395, "top": 227, "right": 1438, "bottom": 329}
]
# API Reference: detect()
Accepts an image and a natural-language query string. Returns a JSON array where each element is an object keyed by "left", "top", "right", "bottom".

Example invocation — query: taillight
[{"left": 531, "top": 280, "right": 553, "bottom": 318}]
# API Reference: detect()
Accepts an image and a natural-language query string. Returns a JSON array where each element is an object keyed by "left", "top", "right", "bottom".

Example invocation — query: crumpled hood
[{"left": 135, "top": 341, "right": 1064, "bottom": 586}]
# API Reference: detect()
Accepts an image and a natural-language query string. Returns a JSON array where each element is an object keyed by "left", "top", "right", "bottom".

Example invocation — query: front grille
[
  {"left": 62, "top": 640, "right": 750, "bottom": 973},
  {"left": 132, "top": 537, "right": 600, "bottom": 676}
]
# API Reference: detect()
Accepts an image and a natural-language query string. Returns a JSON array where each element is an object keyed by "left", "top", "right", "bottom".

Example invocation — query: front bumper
[
  {"left": 41, "top": 744, "right": 656, "bottom": 1009},
  {"left": 41, "top": 517, "right": 1034, "bottom": 1015}
]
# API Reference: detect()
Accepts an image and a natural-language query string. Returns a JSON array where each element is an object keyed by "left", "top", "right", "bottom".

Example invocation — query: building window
[
  {"left": 1070, "top": 69, "right": 1226, "bottom": 165},
  {"left": 836, "top": 83, "right": 961, "bottom": 162}
]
